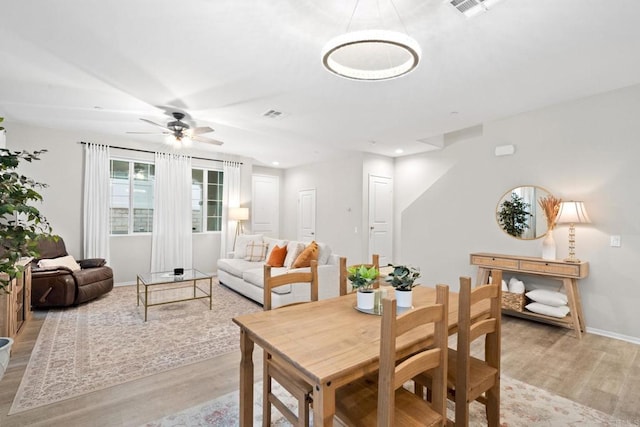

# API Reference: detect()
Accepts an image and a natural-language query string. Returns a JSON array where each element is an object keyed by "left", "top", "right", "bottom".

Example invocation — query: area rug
[
  {"left": 142, "top": 376, "right": 635, "bottom": 427},
  {"left": 10, "top": 282, "right": 260, "bottom": 414}
]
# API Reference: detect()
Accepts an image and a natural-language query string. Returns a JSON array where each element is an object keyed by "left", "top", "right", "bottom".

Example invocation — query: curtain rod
[{"left": 79, "top": 141, "right": 242, "bottom": 164}]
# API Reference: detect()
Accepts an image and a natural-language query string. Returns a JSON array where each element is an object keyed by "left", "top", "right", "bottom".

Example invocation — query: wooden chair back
[
  {"left": 263, "top": 260, "right": 318, "bottom": 311},
  {"left": 378, "top": 285, "right": 449, "bottom": 426},
  {"left": 262, "top": 260, "right": 319, "bottom": 426},
  {"left": 339, "top": 254, "right": 380, "bottom": 296},
  {"left": 455, "top": 270, "right": 502, "bottom": 426}
]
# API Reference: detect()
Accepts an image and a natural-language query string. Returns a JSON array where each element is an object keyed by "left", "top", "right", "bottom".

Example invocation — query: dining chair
[
  {"left": 339, "top": 254, "right": 380, "bottom": 296},
  {"left": 414, "top": 270, "right": 502, "bottom": 427},
  {"left": 262, "top": 260, "right": 318, "bottom": 427},
  {"left": 334, "top": 285, "right": 449, "bottom": 427}
]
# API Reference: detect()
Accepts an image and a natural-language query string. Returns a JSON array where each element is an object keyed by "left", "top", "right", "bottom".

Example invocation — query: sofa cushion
[
  {"left": 266, "top": 245, "right": 287, "bottom": 267},
  {"left": 38, "top": 255, "right": 81, "bottom": 272},
  {"left": 243, "top": 267, "right": 291, "bottom": 294},
  {"left": 284, "top": 241, "right": 304, "bottom": 268},
  {"left": 235, "top": 234, "right": 263, "bottom": 259},
  {"left": 217, "top": 258, "right": 263, "bottom": 278},
  {"left": 244, "top": 241, "right": 268, "bottom": 262},
  {"left": 317, "top": 242, "right": 332, "bottom": 265},
  {"left": 292, "top": 241, "right": 319, "bottom": 268}
]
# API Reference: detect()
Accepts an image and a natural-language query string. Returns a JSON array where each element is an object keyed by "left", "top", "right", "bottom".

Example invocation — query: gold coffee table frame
[{"left": 136, "top": 269, "right": 213, "bottom": 321}]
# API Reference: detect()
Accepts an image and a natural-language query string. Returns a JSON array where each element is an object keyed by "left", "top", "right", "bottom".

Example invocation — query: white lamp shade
[
  {"left": 228, "top": 207, "right": 249, "bottom": 221},
  {"left": 556, "top": 201, "right": 591, "bottom": 225}
]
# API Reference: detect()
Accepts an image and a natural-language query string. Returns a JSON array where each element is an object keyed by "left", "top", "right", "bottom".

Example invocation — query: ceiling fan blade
[
  {"left": 190, "top": 126, "right": 214, "bottom": 135},
  {"left": 192, "top": 135, "right": 224, "bottom": 146},
  {"left": 140, "top": 118, "right": 170, "bottom": 130},
  {"left": 126, "top": 131, "right": 168, "bottom": 134}
]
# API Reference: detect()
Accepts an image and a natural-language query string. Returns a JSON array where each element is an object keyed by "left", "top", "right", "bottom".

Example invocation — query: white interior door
[
  {"left": 298, "top": 189, "right": 316, "bottom": 242},
  {"left": 251, "top": 174, "right": 279, "bottom": 236},
  {"left": 368, "top": 175, "right": 393, "bottom": 265}
]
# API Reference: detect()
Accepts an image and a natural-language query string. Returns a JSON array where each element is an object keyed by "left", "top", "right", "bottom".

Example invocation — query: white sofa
[{"left": 216, "top": 235, "right": 340, "bottom": 307}]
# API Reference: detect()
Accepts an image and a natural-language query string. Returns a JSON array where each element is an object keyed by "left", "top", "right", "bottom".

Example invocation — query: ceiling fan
[{"left": 127, "top": 112, "right": 223, "bottom": 145}]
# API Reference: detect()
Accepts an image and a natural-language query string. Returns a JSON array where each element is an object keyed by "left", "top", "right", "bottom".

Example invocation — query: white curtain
[
  {"left": 220, "top": 161, "right": 241, "bottom": 257},
  {"left": 83, "top": 143, "right": 110, "bottom": 260},
  {"left": 151, "top": 153, "right": 193, "bottom": 272}
]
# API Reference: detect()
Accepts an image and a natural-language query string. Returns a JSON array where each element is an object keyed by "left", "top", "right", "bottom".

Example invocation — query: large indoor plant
[
  {"left": 385, "top": 264, "right": 421, "bottom": 307},
  {"left": 0, "top": 145, "right": 52, "bottom": 294},
  {"left": 348, "top": 264, "right": 379, "bottom": 310},
  {"left": 497, "top": 192, "right": 532, "bottom": 237}
]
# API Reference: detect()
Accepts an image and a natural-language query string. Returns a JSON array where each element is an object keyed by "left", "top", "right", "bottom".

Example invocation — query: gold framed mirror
[{"left": 496, "top": 185, "right": 551, "bottom": 240}]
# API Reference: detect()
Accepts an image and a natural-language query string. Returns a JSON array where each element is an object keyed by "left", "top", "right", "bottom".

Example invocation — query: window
[
  {"left": 192, "top": 169, "right": 223, "bottom": 232},
  {"left": 110, "top": 160, "right": 155, "bottom": 234},
  {"left": 110, "top": 160, "right": 222, "bottom": 235}
]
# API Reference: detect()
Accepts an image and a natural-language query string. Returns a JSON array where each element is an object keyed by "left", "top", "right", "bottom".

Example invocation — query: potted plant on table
[
  {"left": 385, "top": 264, "right": 421, "bottom": 308},
  {"left": 348, "top": 264, "right": 379, "bottom": 310}
]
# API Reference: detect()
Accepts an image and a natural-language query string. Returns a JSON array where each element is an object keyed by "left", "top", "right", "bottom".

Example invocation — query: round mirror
[{"left": 496, "top": 186, "right": 551, "bottom": 240}]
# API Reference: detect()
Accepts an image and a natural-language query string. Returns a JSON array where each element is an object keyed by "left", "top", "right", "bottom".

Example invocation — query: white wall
[
  {"left": 396, "top": 83, "right": 640, "bottom": 341},
  {"left": 6, "top": 122, "right": 252, "bottom": 284},
  {"left": 282, "top": 155, "right": 363, "bottom": 261}
]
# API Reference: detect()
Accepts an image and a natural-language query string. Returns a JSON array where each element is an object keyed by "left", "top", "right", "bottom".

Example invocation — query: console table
[
  {"left": 470, "top": 253, "right": 589, "bottom": 339},
  {"left": 0, "top": 258, "right": 33, "bottom": 339}
]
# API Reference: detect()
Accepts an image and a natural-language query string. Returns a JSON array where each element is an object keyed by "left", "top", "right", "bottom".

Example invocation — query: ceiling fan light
[{"left": 321, "top": 30, "right": 421, "bottom": 81}]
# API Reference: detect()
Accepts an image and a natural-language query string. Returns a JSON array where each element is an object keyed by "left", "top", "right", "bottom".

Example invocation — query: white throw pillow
[
  {"left": 283, "top": 242, "right": 304, "bottom": 268},
  {"left": 244, "top": 241, "right": 268, "bottom": 262},
  {"left": 526, "top": 289, "right": 568, "bottom": 307},
  {"left": 525, "top": 302, "right": 570, "bottom": 318},
  {"left": 235, "top": 234, "right": 263, "bottom": 258},
  {"left": 38, "top": 255, "right": 81, "bottom": 272},
  {"left": 316, "top": 242, "right": 332, "bottom": 265}
]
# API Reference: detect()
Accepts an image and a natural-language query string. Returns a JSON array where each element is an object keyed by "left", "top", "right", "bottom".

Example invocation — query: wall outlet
[{"left": 610, "top": 235, "right": 621, "bottom": 247}]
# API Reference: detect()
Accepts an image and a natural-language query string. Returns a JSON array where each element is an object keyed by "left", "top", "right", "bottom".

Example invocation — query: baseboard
[{"left": 586, "top": 327, "right": 640, "bottom": 345}]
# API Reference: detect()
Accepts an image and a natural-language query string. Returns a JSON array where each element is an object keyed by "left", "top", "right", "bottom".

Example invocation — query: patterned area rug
[
  {"left": 10, "top": 282, "right": 260, "bottom": 414},
  {"left": 142, "top": 376, "right": 635, "bottom": 427}
]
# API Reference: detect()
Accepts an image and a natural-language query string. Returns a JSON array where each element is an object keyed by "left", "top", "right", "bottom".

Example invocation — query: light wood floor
[{"left": 1, "top": 312, "right": 639, "bottom": 426}]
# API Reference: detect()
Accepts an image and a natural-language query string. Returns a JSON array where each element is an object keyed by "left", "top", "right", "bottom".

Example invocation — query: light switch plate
[{"left": 610, "top": 235, "right": 621, "bottom": 247}]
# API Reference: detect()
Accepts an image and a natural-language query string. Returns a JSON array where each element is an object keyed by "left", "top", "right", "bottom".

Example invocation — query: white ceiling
[{"left": 2, "top": 0, "right": 640, "bottom": 168}]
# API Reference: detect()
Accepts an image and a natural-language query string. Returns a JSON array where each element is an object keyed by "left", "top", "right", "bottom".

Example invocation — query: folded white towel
[
  {"left": 508, "top": 279, "right": 525, "bottom": 294},
  {"left": 501, "top": 279, "right": 508, "bottom": 292}
]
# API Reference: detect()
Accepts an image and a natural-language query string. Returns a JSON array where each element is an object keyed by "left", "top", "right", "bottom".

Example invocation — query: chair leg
[
  {"left": 263, "top": 354, "right": 271, "bottom": 427},
  {"left": 485, "top": 382, "right": 500, "bottom": 427},
  {"left": 455, "top": 392, "right": 470, "bottom": 427},
  {"left": 297, "top": 393, "right": 310, "bottom": 427}
]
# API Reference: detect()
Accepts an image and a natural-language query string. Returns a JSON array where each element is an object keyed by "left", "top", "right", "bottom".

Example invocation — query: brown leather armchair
[{"left": 30, "top": 236, "right": 113, "bottom": 308}]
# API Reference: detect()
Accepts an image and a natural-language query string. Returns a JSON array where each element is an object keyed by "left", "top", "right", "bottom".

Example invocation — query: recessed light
[
  {"left": 395, "top": 149, "right": 404, "bottom": 154},
  {"left": 272, "top": 161, "right": 280, "bottom": 166}
]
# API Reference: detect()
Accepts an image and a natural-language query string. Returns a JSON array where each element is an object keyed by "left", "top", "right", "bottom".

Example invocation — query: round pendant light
[{"left": 321, "top": 29, "right": 421, "bottom": 81}]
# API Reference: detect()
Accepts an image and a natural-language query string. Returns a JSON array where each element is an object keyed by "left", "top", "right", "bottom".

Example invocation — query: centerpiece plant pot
[
  {"left": 348, "top": 265, "right": 379, "bottom": 310},
  {"left": 0, "top": 337, "right": 13, "bottom": 381},
  {"left": 385, "top": 264, "right": 421, "bottom": 308}
]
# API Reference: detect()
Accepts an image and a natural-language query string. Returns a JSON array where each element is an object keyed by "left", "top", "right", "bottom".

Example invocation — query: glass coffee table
[{"left": 136, "top": 269, "right": 213, "bottom": 321}]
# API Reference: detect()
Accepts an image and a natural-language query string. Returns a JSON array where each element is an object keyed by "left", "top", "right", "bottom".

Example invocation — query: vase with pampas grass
[{"left": 539, "top": 195, "right": 562, "bottom": 260}]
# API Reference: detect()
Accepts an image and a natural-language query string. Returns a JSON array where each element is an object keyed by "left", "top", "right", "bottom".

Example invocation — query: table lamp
[
  {"left": 229, "top": 207, "right": 249, "bottom": 250},
  {"left": 556, "top": 201, "right": 591, "bottom": 263}
]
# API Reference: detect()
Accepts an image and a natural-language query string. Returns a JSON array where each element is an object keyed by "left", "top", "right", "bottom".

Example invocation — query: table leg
[
  {"left": 136, "top": 276, "right": 140, "bottom": 306},
  {"left": 313, "top": 381, "right": 335, "bottom": 427},
  {"left": 144, "top": 286, "right": 148, "bottom": 322},
  {"left": 476, "top": 267, "right": 491, "bottom": 287},
  {"left": 239, "top": 329, "right": 255, "bottom": 427},
  {"left": 563, "top": 278, "right": 583, "bottom": 339},
  {"left": 209, "top": 277, "right": 213, "bottom": 310}
]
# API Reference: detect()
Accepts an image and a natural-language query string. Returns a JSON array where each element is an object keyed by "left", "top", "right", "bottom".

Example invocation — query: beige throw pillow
[{"left": 244, "top": 241, "right": 268, "bottom": 262}]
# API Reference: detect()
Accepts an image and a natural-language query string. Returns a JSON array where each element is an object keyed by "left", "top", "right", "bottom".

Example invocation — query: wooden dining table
[{"left": 232, "top": 285, "right": 490, "bottom": 427}]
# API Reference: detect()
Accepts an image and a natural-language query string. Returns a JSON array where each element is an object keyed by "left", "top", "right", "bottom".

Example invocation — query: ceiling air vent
[
  {"left": 450, "top": 0, "right": 502, "bottom": 17},
  {"left": 262, "top": 109, "right": 285, "bottom": 119}
]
